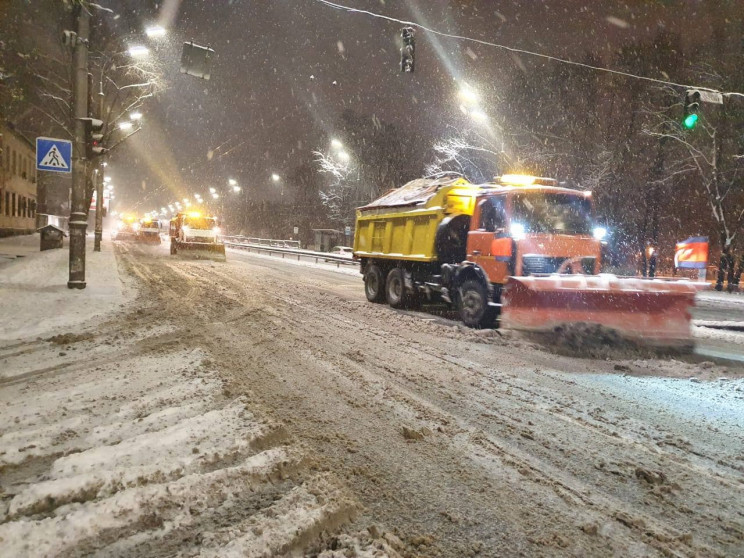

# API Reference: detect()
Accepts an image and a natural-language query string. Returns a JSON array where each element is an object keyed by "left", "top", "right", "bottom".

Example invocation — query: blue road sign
[{"left": 36, "top": 137, "right": 72, "bottom": 173}]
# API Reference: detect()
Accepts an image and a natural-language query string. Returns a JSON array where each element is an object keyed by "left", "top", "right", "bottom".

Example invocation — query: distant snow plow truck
[
  {"left": 353, "top": 174, "right": 703, "bottom": 349},
  {"left": 136, "top": 218, "right": 162, "bottom": 244},
  {"left": 169, "top": 211, "right": 226, "bottom": 261}
]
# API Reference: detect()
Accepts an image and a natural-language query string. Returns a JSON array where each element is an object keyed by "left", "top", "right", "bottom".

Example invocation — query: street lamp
[
  {"left": 330, "top": 139, "right": 343, "bottom": 149},
  {"left": 470, "top": 109, "right": 488, "bottom": 123},
  {"left": 228, "top": 178, "right": 237, "bottom": 186},
  {"left": 119, "top": 121, "right": 133, "bottom": 131},
  {"left": 458, "top": 83, "right": 479, "bottom": 104},
  {"left": 209, "top": 187, "right": 217, "bottom": 194},
  {"left": 271, "top": 173, "right": 280, "bottom": 182},
  {"left": 145, "top": 25, "right": 166, "bottom": 38},
  {"left": 128, "top": 45, "right": 150, "bottom": 58},
  {"left": 232, "top": 185, "right": 241, "bottom": 193},
  {"left": 130, "top": 111, "right": 143, "bottom": 121}
]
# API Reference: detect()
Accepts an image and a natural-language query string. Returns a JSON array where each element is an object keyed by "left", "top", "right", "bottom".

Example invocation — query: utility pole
[
  {"left": 94, "top": 80, "right": 104, "bottom": 252},
  {"left": 68, "top": 5, "right": 90, "bottom": 289}
]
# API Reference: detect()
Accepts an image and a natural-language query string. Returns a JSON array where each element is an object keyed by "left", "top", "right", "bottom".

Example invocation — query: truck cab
[{"left": 467, "top": 186, "right": 602, "bottom": 286}]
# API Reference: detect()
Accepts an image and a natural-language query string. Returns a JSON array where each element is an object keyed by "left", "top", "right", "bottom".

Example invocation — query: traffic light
[
  {"left": 400, "top": 27, "right": 415, "bottom": 73},
  {"left": 81, "top": 117, "right": 106, "bottom": 158},
  {"left": 683, "top": 89, "right": 701, "bottom": 130}
]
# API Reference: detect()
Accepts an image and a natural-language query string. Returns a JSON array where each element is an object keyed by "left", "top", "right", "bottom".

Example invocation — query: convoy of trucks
[{"left": 353, "top": 174, "right": 700, "bottom": 348}]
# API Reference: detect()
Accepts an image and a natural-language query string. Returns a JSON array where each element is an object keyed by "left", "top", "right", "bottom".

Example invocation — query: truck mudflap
[
  {"left": 174, "top": 240, "right": 226, "bottom": 261},
  {"left": 500, "top": 275, "right": 708, "bottom": 349}
]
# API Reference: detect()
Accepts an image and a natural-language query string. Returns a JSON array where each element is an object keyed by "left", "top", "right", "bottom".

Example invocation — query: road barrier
[{"left": 222, "top": 236, "right": 359, "bottom": 268}]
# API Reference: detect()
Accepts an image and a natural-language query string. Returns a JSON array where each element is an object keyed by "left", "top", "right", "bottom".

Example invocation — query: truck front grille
[
  {"left": 522, "top": 256, "right": 565, "bottom": 275},
  {"left": 522, "top": 256, "right": 596, "bottom": 275}
]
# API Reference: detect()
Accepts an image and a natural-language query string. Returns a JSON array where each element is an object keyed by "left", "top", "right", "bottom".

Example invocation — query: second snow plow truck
[
  {"left": 353, "top": 174, "right": 702, "bottom": 349},
  {"left": 169, "top": 211, "right": 226, "bottom": 261}
]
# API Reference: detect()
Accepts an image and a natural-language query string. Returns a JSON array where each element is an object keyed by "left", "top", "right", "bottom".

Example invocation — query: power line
[{"left": 309, "top": 0, "right": 740, "bottom": 97}]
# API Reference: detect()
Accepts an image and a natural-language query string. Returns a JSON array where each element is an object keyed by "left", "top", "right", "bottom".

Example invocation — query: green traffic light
[{"left": 683, "top": 113, "right": 699, "bottom": 129}]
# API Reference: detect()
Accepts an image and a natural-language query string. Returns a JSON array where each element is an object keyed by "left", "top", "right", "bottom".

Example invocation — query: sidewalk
[{"left": 0, "top": 234, "right": 131, "bottom": 341}]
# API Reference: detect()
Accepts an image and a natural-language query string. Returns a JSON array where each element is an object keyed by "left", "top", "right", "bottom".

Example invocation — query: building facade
[{"left": 0, "top": 124, "right": 37, "bottom": 236}]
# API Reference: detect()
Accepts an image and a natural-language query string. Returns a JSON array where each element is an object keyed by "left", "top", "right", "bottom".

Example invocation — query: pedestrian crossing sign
[{"left": 36, "top": 137, "right": 72, "bottom": 173}]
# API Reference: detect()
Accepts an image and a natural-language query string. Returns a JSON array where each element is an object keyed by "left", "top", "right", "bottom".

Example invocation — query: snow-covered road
[
  {"left": 0, "top": 239, "right": 396, "bottom": 557},
  {"left": 2, "top": 239, "right": 743, "bottom": 556}
]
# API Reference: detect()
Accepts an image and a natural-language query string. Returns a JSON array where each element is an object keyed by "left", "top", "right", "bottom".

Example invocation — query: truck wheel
[
  {"left": 170, "top": 241, "right": 177, "bottom": 255},
  {"left": 386, "top": 268, "right": 407, "bottom": 308},
  {"left": 364, "top": 264, "right": 386, "bottom": 303},
  {"left": 459, "top": 279, "right": 496, "bottom": 328}
]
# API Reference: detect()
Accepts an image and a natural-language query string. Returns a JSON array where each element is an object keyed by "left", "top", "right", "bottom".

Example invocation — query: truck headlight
[
  {"left": 593, "top": 226, "right": 607, "bottom": 240},
  {"left": 510, "top": 222, "right": 526, "bottom": 240}
]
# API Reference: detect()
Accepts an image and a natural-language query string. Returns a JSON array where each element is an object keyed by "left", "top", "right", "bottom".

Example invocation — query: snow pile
[{"left": 0, "top": 236, "right": 131, "bottom": 341}]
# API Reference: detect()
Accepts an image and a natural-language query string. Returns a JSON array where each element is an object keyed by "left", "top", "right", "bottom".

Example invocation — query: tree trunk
[
  {"left": 716, "top": 236, "right": 730, "bottom": 291},
  {"left": 733, "top": 255, "right": 744, "bottom": 288}
]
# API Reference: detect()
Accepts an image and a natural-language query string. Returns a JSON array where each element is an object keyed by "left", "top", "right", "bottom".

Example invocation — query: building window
[
  {"left": 12, "top": 150, "right": 16, "bottom": 175},
  {"left": 12, "top": 192, "right": 16, "bottom": 216},
  {"left": 5, "top": 191, "right": 9, "bottom": 216}
]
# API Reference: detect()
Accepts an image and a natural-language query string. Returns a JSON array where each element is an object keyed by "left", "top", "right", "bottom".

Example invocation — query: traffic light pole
[{"left": 68, "top": 6, "right": 90, "bottom": 289}]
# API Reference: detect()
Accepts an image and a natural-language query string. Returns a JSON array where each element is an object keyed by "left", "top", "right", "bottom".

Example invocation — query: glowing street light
[
  {"left": 119, "top": 121, "right": 133, "bottom": 131},
  {"left": 130, "top": 111, "right": 143, "bottom": 121},
  {"left": 128, "top": 45, "right": 150, "bottom": 58},
  {"left": 232, "top": 185, "right": 241, "bottom": 193},
  {"left": 330, "top": 139, "right": 343, "bottom": 149},
  {"left": 458, "top": 83, "right": 480, "bottom": 104},
  {"left": 337, "top": 151, "right": 350, "bottom": 162},
  {"left": 103, "top": 176, "right": 112, "bottom": 183},
  {"left": 145, "top": 25, "right": 166, "bottom": 38},
  {"left": 470, "top": 109, "right": 489, "bottom": 123},
  {"left": 271, "top": 173, "right": 281, "bottom": 182},
  {"left": 228, "top": 178, "right": 237, "bottom": 186},
  {"left": 209, "top": 187, "right": 216, "bottom": 194},
  {"left": 212, "top": 193, "right": 219, "bottom": 199}
]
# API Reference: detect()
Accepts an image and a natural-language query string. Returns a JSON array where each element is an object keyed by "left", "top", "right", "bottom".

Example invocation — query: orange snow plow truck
[{"left": 353, "top": 174, "right": 703, "bottom": 349}]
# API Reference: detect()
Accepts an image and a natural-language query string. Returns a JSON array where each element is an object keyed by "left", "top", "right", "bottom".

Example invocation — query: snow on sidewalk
[{"left": 0, "top": 234, "right": 130, "bottom": 341}]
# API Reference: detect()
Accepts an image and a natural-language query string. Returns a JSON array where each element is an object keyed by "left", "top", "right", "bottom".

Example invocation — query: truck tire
[
  {"left": 170, "top": 241, "right": 177, "bottom": 255},
  {"left": 364, "top": 264, "right": 386, "bottom": 303},
  {"left": 459, "top": 279, "right": 497, "bottom": 328},
  {"left": 385, "top": 268, "right": 407, "bottom": 308}
]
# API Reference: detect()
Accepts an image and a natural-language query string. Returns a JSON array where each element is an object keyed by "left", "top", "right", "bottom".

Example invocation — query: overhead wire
[{"left": 309, "top": 0, "right": 742, "bottom": 98}]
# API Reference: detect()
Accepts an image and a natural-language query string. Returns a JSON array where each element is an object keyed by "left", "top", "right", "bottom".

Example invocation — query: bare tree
[
  {"left": 425, "top": 126, "right": 510, "bottom": 183},
  {"left": 313, "top": 148, "right": 355, "bottom": 224}
]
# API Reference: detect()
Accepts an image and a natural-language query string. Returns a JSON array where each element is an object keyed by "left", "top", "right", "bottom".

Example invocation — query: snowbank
[{"left": 0, "top": 235, "right": 130, "bottom": 341}]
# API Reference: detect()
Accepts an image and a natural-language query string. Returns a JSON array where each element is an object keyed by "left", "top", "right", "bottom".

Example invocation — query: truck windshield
[
  {"left": 510, "top": 192, "right": 592, "bottom": 235},
  {"left": 184, "top": 217, "right": 216, "bottom": 230}
]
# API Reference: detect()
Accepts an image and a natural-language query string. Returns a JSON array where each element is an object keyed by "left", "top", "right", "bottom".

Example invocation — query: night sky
[{"left": 107, "top": 0, "right": 721, "bottom": 213}]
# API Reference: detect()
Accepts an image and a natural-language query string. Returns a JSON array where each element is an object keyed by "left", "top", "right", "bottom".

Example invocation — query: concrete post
[{"left": 67, "top": 6, "right": 89, "bottom": 289}]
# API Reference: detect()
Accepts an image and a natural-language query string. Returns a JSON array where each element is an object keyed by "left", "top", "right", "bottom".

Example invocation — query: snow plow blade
[
  {"left": 500, "top": 275, "right": 707, "bottom": 349},
  {"left": 174, "top": 241, "right": 226, "bottom": 261}
]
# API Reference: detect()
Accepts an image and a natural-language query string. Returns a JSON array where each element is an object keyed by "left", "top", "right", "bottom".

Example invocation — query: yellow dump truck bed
[{"left": 353, "top": 176, "right": 480, "bottom": 262}]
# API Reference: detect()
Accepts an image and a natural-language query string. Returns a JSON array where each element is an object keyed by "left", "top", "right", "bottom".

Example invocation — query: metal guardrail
[
  {"left": 230, "top": 236, "right": 302, "bottom": 249},
  {"left": 222, "top": 236, "right": 359, "bottom": 268}
]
